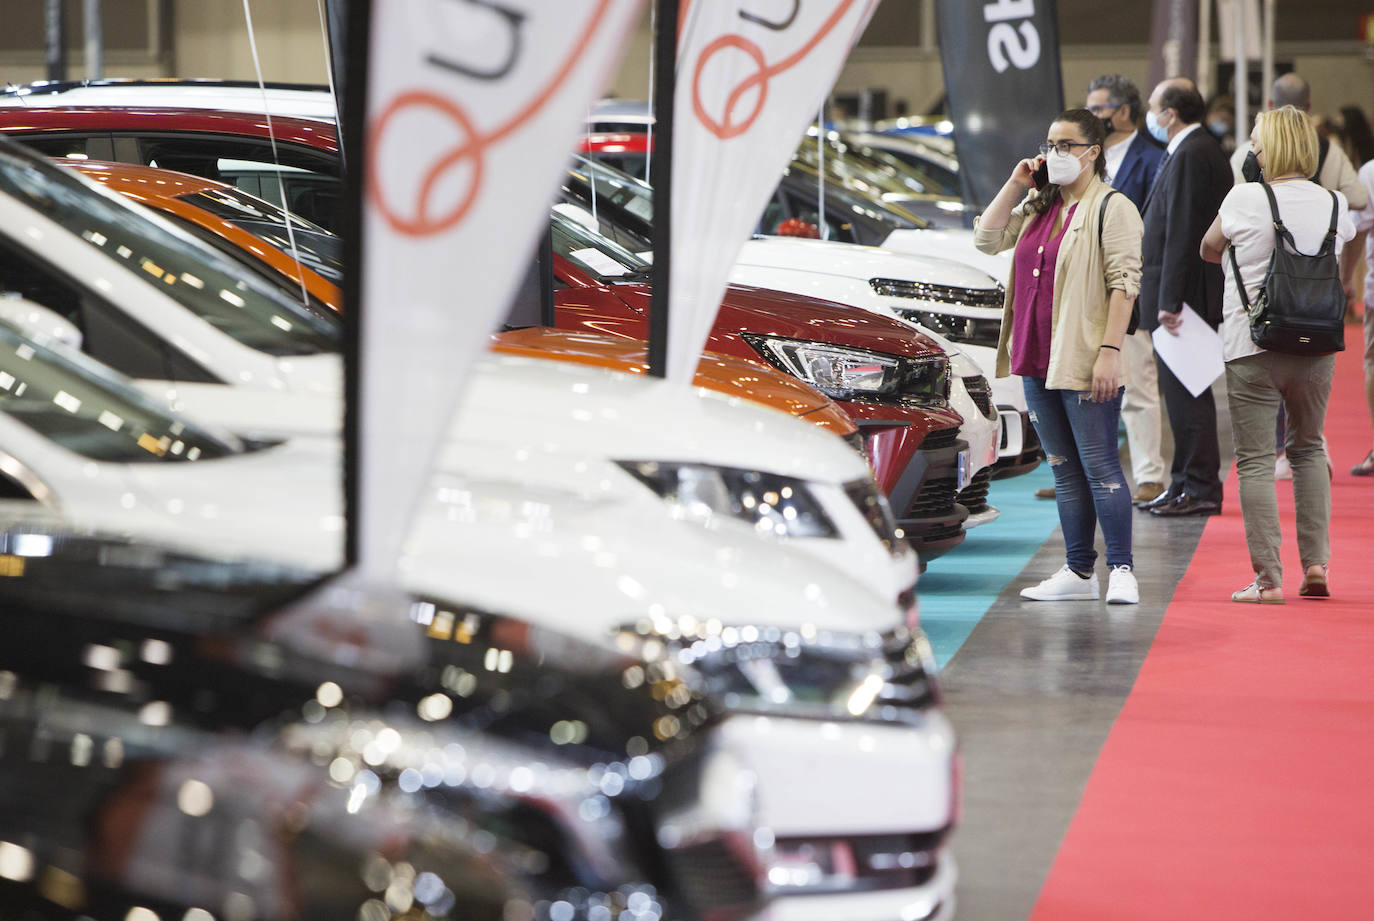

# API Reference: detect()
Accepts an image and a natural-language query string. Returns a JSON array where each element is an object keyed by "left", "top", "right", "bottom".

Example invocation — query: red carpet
[{"left": 1028, "top": 344, "right": 1374, "bottom": 920}]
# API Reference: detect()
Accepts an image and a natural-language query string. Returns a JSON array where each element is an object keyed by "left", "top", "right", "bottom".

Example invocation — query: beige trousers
[
  {"left": 1224, "top": 351, "right": 1335, "bottom": 590},
  {"left": 1120, "top": 328, "right": 1166, "bottom": 484}
]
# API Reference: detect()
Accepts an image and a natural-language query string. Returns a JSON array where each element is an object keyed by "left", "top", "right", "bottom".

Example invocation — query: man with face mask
[
  {"left": 1137, "top": 77, "right": 1232, "bottom": 517},
  {"left": 1229, "top": 74, "right": 1367, "bottom": 214},
  {"left": 1081, "top": 73, "right": 1169, "bottom": 506}
]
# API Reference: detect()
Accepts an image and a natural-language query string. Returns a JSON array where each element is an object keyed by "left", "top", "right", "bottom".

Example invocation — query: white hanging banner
[
  {"left": 665, "top": 0, "right": 879, "bottom": 382},
  {"left": 357, "top": 0, "right": 644, "bottom": 583}
]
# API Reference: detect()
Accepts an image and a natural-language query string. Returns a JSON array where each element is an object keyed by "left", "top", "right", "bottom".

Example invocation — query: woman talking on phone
[{"left": 975, "top": 108, "right": 1145, "bottom": 605}]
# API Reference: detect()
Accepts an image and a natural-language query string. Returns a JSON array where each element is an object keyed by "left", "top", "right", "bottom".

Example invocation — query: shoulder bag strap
[
  {"left": 1229, "top": 244, "right": 1251, "bottom": 311},
  {"left": 1316, "top": 189, "right": 1339, "bottom": 256},
  {"left": 1260, "top": 179, "right": 1300, "bottom": 255},
  {"left": 1097, "top": 189, "right": 1119, "bottom": 250}
]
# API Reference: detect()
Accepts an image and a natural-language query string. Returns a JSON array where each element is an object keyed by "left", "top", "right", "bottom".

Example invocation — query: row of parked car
[{"left": 0, "top": 79, "right": 1019, "bottom": 921}]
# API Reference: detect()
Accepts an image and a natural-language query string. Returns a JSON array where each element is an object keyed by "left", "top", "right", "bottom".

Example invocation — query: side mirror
[{"left": 0, "top": 296, "right": 82, "bottom": 350}]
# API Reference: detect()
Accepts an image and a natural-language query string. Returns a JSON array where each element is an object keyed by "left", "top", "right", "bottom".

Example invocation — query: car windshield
[
  {"left": 568, "top": 156, "right": 655, "bottom": 222},
  {"left": 0, "top": 144, "right": 341, "bottom": 355},
  {"left": 551, "top": 209, "right": 650, "bottom": 280},
  {"left": 179, "top": 187, "right": 345, "bottom": 283},
  {"left": 796, "top": 134, "right": 959, "bottom": 200},
  {"left": 0, "top": 323, "right": 242, "bottom": 462}
]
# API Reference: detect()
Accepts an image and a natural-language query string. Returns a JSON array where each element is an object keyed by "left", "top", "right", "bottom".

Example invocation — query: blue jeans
[{"left": 1023, "top": 378, "right": 1133, "bottom": 571}]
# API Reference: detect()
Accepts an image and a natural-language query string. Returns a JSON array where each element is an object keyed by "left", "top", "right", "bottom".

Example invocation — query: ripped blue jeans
[{"left": 1023, "top": 377, "right": 1133, "bottom": 572}]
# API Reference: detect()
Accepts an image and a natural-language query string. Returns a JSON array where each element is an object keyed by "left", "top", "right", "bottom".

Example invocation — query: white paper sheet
[{"left": 1150, "top": 303, "right": 1225, "bottom": 398}]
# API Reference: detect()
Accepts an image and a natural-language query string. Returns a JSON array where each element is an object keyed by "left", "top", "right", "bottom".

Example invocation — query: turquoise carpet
[{"left": 918, "top": 462, "right": 1059, "bottom": 668}]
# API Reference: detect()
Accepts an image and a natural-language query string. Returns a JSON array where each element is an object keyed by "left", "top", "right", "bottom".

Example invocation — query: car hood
[
  {"left": 404, "top": 474, "right": 904, "bottom": 643},
  {"left": 76, "top": 442, "right": 900, "bottom": 641},
  {"left": 141, "top": 352, "right": 871, "bottom": 488},
  {"left": 490, "top": 326, "right": 852, "bottom": 432},
  {"left": 607, "top": 282, "right": 946, "bottom": 360},
  {"left": 739, "top": 236, "right": 1001, "bottom": 291},
  {"left": 882, "top": 227, "right": 1013, "bottom": 285},
  {"left": 447, "top": 352, "right": 871, "bottom": 487}
]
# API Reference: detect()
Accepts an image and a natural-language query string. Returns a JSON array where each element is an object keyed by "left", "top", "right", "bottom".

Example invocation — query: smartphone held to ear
[{"left": 1032, "top": 160, "right": 1048, "bottom": 191}]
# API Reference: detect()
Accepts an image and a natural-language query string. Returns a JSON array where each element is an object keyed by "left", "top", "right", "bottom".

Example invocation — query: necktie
[{"left": 1152, "top": 151, "right": 1172, "bottom": 185}]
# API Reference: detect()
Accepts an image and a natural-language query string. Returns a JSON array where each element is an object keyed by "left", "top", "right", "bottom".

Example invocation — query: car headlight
[
  {"left": 612, "top": 620, "right": 940, "bottom": 725},
  {"left": 741, "top": 333, "right": 949, "bottom": 407},
  {"left": 617, "top": 461, "right": 840, "bottom": 539}
]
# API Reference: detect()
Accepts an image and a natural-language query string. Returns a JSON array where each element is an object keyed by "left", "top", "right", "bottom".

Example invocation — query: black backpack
[{"left": 1227, "top": 182, "right": 1345, "bottom": 355}]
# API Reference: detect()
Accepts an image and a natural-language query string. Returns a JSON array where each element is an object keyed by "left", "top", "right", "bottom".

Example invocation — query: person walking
[
  {"left": 1200, "top": 106, "right": 1356, "bottom": 603},
  {"left": 1137, "top": 78, "right": 1232, "bottom": 518},
  {"left": 976, "top": 108, "right": 1144, "bottom": 605},
  {"left": 1352, "top": 152, "right": 1374, "bottom": 476},
  {"left": 1087, "top": 73, "right": 1168, "bottom": 506}
]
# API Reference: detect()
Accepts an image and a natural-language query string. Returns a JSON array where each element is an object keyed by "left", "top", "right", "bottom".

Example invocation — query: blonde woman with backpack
[{"left": 1200, "top": 106, "right": 1357, "bottom": 603}]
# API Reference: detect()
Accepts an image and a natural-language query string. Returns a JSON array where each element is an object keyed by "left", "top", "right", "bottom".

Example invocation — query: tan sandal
[
  {"left": 1299, "top": 564, "right": 1329, "bottom": 598},
  {"left": 1232, "top": 582, "right": 1285, "bottom": 604}
]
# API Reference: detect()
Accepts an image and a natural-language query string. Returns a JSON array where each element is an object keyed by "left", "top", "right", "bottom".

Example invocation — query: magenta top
[{"left": 1010, "top": 199, "right": 1076, "bottom": 379}]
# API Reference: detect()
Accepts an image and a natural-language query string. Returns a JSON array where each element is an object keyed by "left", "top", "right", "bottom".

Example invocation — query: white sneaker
[
  {"left": 1021, "top": 565, "right": 1099, "bottom": 601},
  {"left": 1106, "top": 565, "right": 1139, "bottom": 604}
]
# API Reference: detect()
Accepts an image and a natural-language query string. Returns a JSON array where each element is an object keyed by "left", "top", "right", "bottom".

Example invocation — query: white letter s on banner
[{"left": 987, "top": 20, "right": 1040, "bottom": 73}]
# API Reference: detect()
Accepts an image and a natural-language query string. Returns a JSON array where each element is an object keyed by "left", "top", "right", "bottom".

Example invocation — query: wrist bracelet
[{"left": 1100, "top": 344, "right": 1121, "bottom": 352}]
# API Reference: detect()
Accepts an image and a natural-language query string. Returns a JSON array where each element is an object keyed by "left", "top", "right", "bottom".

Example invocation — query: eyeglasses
[
  {"left": 1086, "top": 103, "right": 1119, "bottom": 115},
  {"left": 1039, "top": 141, "right": 1095, "bottom": 156}
]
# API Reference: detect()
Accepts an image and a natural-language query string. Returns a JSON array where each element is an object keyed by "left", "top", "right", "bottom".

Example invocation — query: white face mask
[{"left": 1046, "top": 147, "right": 1090, "bottom": 186}]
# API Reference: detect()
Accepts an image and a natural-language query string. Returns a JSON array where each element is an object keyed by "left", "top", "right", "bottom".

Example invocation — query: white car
[
  {"left": 0, "top": 323, "right": 958, "bottom": 921},
  {"left": 0, "top": 140, "right": 915, "bottom": 602},
  {"left": 0, "top": 78, "right": 339, "bottom": 122}
]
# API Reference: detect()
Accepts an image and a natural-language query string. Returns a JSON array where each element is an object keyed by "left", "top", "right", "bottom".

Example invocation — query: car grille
[
  {"left": 869, "top": 278, "right": 1004, "bottom": 309},
  {"left": 905, "top": 476, "right": 958, "bottom": 519},
  {"left": 957, "top": 467, "right": 993, "bottom": 514},
  {"left": 961, "top": 375, "right": 995, "bottom": 419},
  {"left": 663, "top": 839, "right": 761, "bottom": 916},
  {"left": 844, "top": 478, "right": 904, "bottom": 556},
  {"left": 769, "top": 827, "right": 950, "bottom": 895},
  {"left": 893, "top": 308, "right": 1004, "bottom": 349},
  {"left": 920, "top": 427, "right": 960, "bottom": 451}
]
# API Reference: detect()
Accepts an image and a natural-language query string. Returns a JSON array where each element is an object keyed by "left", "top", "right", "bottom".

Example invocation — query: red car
[
  {"left": 1, "top": 107, "right": 970, "bottom": 555},
  {"left": 0, "top": 106, "right": 341, "bottom": 230},
  {"left": 545, "top": 212, "right": 970, "bottom": 556}
]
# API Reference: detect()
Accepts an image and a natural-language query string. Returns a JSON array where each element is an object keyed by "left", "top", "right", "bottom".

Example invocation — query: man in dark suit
[
  {"left": 1087, "top": 74, "right": 1168, "bottom": 506},
  {"left": 1138, "top": 77, "right": 1232, "bottom": 517}
]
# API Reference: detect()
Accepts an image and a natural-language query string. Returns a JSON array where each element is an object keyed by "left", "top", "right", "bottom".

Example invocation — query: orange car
[{"left": 65, "top": 159, "right": 859, "bottom": 439}]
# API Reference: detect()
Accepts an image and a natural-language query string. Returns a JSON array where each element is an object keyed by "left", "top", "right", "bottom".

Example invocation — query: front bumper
[
  {"left": 716, "top": 709, "right": 956, "bottom": 921},
  {"left": 751, "top": 854, "right": 956, "bottom": 921},
  {"left": 712, "top": 709, "right": 958, "bottom": 921},
  {"left": 990, "top": 406, "right": 1042, "bottom": 479},
  {"left": 839, "top": 403, "right": 969, "bottom": 559}
]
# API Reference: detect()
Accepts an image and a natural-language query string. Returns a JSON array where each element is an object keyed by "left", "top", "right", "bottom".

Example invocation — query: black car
[{"left": 0, "top": 523, "right": 766, "bottom": 921}]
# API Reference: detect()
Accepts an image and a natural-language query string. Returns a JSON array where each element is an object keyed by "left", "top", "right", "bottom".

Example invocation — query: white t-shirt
[
  {"left": 1104, "top": 130, "right": 1136, "bottom": 185},
  {"left": 1355, "top": 159, "right": 1374, "bottom": 303},
  {"left": 1218, "top": 179, "right": 1357, "bottom": 361}
]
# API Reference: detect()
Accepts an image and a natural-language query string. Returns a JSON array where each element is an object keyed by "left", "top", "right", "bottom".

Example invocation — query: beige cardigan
[{"left": 973, "top": 175, "right": 1143, "bottom": 390}]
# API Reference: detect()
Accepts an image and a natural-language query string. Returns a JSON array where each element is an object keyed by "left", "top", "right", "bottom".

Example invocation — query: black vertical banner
[{"left": 936, "top": 0, "right": 1064, "bottom": 214}]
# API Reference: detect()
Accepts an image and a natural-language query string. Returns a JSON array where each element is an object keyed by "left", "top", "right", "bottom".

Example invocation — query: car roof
[
  {"left": 0, "top": 79, "right": 337, "bottom": 121},
  {"left": 0, "top": 106, "right": 339, "bottom": 152},
  {"left": 63, "top": 157, "right": 342, "bottom": 313}
]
